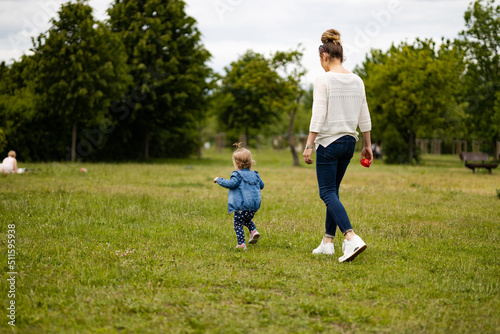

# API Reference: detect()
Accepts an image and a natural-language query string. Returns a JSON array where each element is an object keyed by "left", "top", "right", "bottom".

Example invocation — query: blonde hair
[
  {"left": 8, "top": 150, "right": 16, "bottom": 158},
  {"left": 319, "top": 29, "right": 343, "bottom": 62},
  {"left": 232, "top": 143, "right": 255, "bottom": 170}
]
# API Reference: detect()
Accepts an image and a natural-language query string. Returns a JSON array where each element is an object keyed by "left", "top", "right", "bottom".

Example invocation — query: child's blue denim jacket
[{"left": 216, "top": 169, "right": 264, "bottom": 214}]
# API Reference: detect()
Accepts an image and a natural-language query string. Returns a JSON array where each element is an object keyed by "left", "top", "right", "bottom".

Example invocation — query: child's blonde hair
[
  {"left": 8, "top": 151, "right": 16, "bottom": 158},
  {"left": 232, "top": 143, "right": 255, "bottom": 169}
]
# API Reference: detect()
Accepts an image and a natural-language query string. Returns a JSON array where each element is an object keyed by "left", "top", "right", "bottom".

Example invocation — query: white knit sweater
[{"left": 309, "top": 72, "right": 371, "bottom": 149}]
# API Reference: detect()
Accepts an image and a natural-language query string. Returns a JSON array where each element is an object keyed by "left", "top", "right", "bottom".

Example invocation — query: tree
[
  {"left": 108, "top": 0, "right": 211, "bottom": 159},
  {"left": 0, "top": 128, "right": 6, "bottom": 154},
  {"left": 215, "top": 51, "right": 281, "bottom": 146},
  {"left": 356, "top": 39, "right": 465, "bottom": 164},
  {"left": 458, "top": 0, "right": 500, "bottom": 158},
  {"left": 271, "top": 49, "right": 306, "bottom": 166},
  {"left": 194, "top": 72, "right": 216, "bottom": 159},
  {"left": 215, "top": 48, "right": 307, "bottom": 165},
  {"left": 0, "top": 57, "right": 49, "bottom": 161},
  {"left": 32, "top": 0, "right": 131, "bottom": 161},
  {"left": 296, "top": 85, "right": 314, "bottom": 134},
  {"left": 216, "top": 49, "right": 307, "bottom": 148},
  {"left": 0, "top": 62, "right": 14, "bottom": 157}
]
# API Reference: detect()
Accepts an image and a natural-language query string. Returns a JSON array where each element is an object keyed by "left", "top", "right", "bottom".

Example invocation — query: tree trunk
[
  {"left": 288, "top": 109, "right": 299, "bottom": 166},
  {"left": 493, "top": 138, "right": 499, "bottom": 161},
  {"left": 144, "top": 130, "right": 149, "bottom": 160},
  {"left": 197, "top": 122, "right": 202, "bottom": 160},
  {"left": 245, "top": 127, "right": 249, "bottom": 148},
  {"left": 288, "top": 93, "right": 304, "bottom": 166},
  {"left": 71, "top": 121, "right": 77, "bottom": 162},
  {"left": 408, "top": 130, "right": 415, "bottom": 164}
]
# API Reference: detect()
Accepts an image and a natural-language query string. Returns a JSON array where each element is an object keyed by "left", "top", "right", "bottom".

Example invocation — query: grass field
[{"left": 1, "top": 149, "right": 499, "bottom": 333}]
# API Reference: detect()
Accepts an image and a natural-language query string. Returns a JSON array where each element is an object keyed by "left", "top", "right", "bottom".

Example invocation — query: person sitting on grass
[
  {"left": 213, "top": 143, "right": 265, "bottom": 250},
  {"left": 0, "top": 150, "right": 18, "bottom": 174}
]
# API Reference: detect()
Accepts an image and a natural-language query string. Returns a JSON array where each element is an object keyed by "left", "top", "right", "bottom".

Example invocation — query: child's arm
[
  {"left": 214, "top": 172, "right": 242, "bottom": 189},
  {"left": 255, "top": 171, "right": 264, "bottom": 190}
]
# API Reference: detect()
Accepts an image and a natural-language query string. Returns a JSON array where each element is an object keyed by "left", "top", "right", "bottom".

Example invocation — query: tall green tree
[
  {"left": 32, "top": 0, "right": 131, "bottom": 161},
  {"left": 271, "top": 49, "right": 306, "bottom": 166},
  {"left": 216, "top": 50, "right": 287, "bottom": 146},
  {"left": 458, "top": 0, "right": 500, "bottom": 158},
  {"left": 0, "top": 128, "right": 6, "bottom": 154},
  {"left": 108, "top": 0, "right": 211, "bottom": 159},
  {"left": 356, "top": 39, "right": 465, "bottom": 164},
  {"left": 0, "top": 57, "right": 50, "bottom": 161}
]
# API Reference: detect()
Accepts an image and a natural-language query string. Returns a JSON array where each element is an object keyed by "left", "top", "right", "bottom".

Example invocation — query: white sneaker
[
  {"left": 338, "top": 235, "right": 367, "bottom": 263},
  {"left": 312, "top": 241, "right": 335, "bottom": 255}
]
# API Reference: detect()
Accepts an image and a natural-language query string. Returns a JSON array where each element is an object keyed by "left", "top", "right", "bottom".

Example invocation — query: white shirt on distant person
[{"left": 2, "top": 156, "right": 16, "bottom": 173}]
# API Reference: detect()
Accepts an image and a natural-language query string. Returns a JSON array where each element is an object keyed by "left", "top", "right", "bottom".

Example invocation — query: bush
[{"left": 382, "top": 125, "right": 420, "bottom": 164}]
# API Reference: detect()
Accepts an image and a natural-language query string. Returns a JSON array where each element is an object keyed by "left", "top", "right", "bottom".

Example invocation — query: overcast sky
[{"left": 0, "top": 0, "right": 474, "bottom": 85}]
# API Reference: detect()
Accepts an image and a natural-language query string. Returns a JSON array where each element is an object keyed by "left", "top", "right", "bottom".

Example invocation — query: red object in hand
[{"left": 361, "top": 158, "right": 371, "bottom": 168}]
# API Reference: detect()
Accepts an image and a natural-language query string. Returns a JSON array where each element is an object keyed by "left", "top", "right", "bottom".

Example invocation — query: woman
[
  {"left": 1, "top": 150, "right": 18, "bottom": 173},
  {"left": 303, "top": 29, "right": 373, "bottom": 263}
]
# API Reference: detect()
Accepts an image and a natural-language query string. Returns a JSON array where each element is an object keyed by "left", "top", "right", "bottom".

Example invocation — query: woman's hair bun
[{"left": 321, "top": 29, "right": 341, "bottom": 45}]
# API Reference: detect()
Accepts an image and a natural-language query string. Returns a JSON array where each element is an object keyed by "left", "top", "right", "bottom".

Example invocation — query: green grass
[{"left": 1, "top": 150, "right": 499, "bottom": 333}]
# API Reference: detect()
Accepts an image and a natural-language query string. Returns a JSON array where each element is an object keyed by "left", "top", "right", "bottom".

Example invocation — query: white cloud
[
  {"left": 185, "top": 0, "right": 472, "bottom": 84},
  {"left": 0, "top": 0, "right": 472, "bottom": 84}
]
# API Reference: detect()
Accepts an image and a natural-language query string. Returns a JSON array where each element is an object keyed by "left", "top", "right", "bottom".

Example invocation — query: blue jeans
[{"left": 316, "top": 136, "right": 356, "bottom": 237}]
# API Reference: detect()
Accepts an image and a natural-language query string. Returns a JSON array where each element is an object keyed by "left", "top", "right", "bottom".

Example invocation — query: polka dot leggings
[{"left": 234, "top": 210, "right": 257, "bottom": 245}]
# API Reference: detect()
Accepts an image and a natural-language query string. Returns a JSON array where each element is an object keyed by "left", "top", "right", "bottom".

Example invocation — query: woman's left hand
[
  {"left": 303, "top": 148, "right": 314, "bottom": 165},
  {"left": 361, "top": 146, "right": 373, "bottom": 164}
]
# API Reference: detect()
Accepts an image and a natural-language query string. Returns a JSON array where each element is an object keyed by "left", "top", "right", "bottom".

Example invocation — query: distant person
[
  {"left": 372, "top": 143, "right": 382, "bottom": 159},
  {"left": 303, "top": 29, "right": 373, "bottom": 263},
  {"left": 213, "top": 143, "right": 265, "bottom": 250},
  {"left": 0, "top": 150, "right": 18, "bottom": 173}
]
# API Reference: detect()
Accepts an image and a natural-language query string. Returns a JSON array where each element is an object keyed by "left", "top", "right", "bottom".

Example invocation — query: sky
[{"left": 0, "top": 0, "right": 474, "bottom": 85}]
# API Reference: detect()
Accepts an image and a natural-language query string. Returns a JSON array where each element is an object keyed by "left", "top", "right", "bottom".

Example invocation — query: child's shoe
[
  {"left": 249, "top": 230, "right": 260, "bottom": 244},
  {"left": 338, "top": 235, "right": 366, "bottom": 263},
  {"left": 235, "top": 244, "right": 247, "bottom": 250},
  {"left": 312, "top": 241, "right": 335, "bottom": 254}
]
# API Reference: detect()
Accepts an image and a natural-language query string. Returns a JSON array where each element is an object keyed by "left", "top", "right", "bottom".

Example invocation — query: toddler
[{"left": 213, "top": 143, "right": 264, "bottom": 250}]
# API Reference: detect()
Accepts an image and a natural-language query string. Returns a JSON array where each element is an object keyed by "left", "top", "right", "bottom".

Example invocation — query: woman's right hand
[{"left": 303, "top": 148, "right": 314, "bottom": 165}]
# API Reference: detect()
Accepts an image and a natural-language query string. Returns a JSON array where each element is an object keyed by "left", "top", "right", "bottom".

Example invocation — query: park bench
[{"left": 459, "top": 152, "right": 498, "bottom": 174}]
